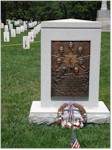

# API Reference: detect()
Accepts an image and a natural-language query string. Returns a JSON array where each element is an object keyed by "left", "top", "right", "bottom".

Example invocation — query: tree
[
  {"left": 1, "top": 1, "right": 103, "bottom": 22},
  {"left": 66, "top": 1, "right": 101, "bottom": 21}
]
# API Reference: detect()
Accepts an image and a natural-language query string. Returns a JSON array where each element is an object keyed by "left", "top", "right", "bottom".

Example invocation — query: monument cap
[{"left": 41, "top": 19, "right": 101, "bottom": 29}]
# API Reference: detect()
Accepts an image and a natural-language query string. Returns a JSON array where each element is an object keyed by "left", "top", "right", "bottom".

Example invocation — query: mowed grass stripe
[{"left": 1, "top": 41, "right": 40, "bottom": 47}]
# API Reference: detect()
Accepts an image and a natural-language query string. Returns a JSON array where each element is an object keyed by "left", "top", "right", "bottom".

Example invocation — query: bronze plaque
[{"left": 51, "top": 41, "right": 90, "bottom": 97}]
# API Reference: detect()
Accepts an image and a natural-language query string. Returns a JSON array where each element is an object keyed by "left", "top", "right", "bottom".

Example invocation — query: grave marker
[
  {"left": 24, "top": 24, "right": 27, "bottom": 30},
  {"left": 11, "top": 29, "right": 16, "bottom": 37},
  {"left": 4, "top": 31, "right": 10, "bottom": 42},
  {"left": 23, "top": 36, "right": 30, "bottom": 49},
  {"left": 31, "top": 29, "right": 36, "bottom": 38},
  {"left": 9, "top": 23, "right": 13, "bottom": 30},
  {"left": 4, "top": 25, "right": 8, "bottom": 31},
  {"left": 28, "top": 32, "right": 34, "bottom": 42},
  {"left": 16, "top": 27, "right": 21, "bottom": 34},
  {"left": 20, "top": 25, "right": 25, "bottom": 32}
]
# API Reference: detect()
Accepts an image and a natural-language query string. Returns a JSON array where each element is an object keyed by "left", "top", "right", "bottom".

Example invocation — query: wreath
[{"left": 57, "top": 102, "right": 87, "bottom": 129}]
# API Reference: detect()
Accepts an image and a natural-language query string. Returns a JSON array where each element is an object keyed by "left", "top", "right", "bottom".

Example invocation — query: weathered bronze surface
[{"left": 51, "top": 41, "right": 90, "bottom": 97}]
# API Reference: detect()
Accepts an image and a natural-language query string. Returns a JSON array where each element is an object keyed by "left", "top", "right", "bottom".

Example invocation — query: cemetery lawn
[{"left": 1, "top": 30, "right": 110, "bottom": 148}]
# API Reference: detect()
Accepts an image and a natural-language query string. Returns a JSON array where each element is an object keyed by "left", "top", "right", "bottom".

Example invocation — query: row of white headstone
[
  {"left": 3, "top": 20, "right": 39, "bottom": 43},
  {"left": 2, "top": 20, "right": 41, "bottom": 49},
  {"left": 28, "top": 21, "right": 38, "bottom": 29},
  {"left": 3, "top": 24, "right": 27, "bottom": 42},
  {"left": 23, "top": 23, "right": 41, "bottom": 49},
  {"left": 3, "top": 19, "right": 28, "bottom": 42},
  {"left": 6, "top": 19, "right": 27, "bottom": 27}
]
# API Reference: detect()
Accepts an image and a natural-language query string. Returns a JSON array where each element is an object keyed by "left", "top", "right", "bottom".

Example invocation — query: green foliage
[
  {"left": 2, "top": 1, "right": 103, "bottom": 21},
  {"left": 66, "top": 1, "right": 101, "bottom": 20},
  {"left": 1, "top": 30, "right": 110, "bottom": 148},
  {"left": 107, "top": 1, "right": 110, "bottom": 10}
]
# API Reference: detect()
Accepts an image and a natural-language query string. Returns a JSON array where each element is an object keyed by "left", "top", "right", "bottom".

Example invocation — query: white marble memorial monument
[{"left": 29, "top": 19, "right": 110, "bottom": 124}]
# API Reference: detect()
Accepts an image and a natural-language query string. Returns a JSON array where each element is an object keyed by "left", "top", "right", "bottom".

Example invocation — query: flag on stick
[{"left": 71, "top": 130, "right": 80, "bottom": 148}]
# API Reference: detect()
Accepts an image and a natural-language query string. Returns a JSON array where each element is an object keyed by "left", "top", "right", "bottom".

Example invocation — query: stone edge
[{"left": 28, "top": 101, "right": 110, "bottom": 124}]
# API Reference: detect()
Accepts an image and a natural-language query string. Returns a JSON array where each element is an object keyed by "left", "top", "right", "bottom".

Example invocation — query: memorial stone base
[{"left": 29, "top": 101, "right": 110, "bottom": 124}]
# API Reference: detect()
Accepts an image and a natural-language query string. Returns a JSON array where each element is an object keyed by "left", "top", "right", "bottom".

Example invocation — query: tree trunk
[{"left": 1, "top": 2, "right": 6, "bottom": 24}]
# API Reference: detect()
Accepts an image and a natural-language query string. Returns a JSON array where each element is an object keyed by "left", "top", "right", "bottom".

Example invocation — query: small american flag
[{"left": 71, "top": 130, "right": 80, "bottom": 148}]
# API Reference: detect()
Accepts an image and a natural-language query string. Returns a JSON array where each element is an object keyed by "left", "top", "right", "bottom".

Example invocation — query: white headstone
[
  {"left": 14, "top": 21, "right": 17, "bottom": 26},
  {"left": 9, "top": 23, "right": 13, "bottom": 30},
  {"left": 28, "top": 32, "right": 34, "bottom": 42},
  {"left": 28, "top": 22, "right": 33, "bottom": 29},
  {"left": 24, "top": 24, "right": 27, "bottom": 30},
  {"left": 4, "top": 25, "right": 9, "bottom": 31},
  {"left": 7, "top": 19, "right": 11, "bottom": 25},
  {"left": 14, "top": 20, "right": 20, "bottom": 26},
  {"left": 16, "top": 27, "right": 21, "bottom": 34},
  {"left": 4, "top": 31, "right": 10, "bottom": 42},
  {"left": 23, "top": 21, "right": 26, "bottom": 25},
  {"left": 31, "top": 29, "right": 36, "bottom": 38},
  {"left": 23, "top": 36, "right": 30, "bottom": 49},
  {"left": 20, "top": 25, "right": 25, "bottom": 32},
  {"left": 11, "top": 29, "right": 16, "bottom": 37},
  {"left": 18, "top": 19, "right": 23, "bottom": 25},
  {"left": 35, "top": 24, "right": 41, "bottom": 34}
]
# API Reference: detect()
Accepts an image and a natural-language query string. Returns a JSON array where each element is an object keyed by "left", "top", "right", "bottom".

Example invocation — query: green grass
[
  {"left": 1, "top": 29, "right": 110, "bottom": 148},
  {"left": 100, "top": 32, "right": 110, "bottom": 110}
]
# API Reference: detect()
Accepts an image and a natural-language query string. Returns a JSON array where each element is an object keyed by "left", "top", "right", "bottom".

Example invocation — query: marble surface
[
  {"left": 41, "top": 19, "right": 101, "bottom": 107},
  {"left": 29, "top": 101, "right": 110, "bottom": 124},
  {"left": 41, "top": 19, "right": 101, "bottom": 28}
]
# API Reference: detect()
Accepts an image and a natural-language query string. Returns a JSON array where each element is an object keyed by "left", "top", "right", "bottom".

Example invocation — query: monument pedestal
[{"left": 29, "top": 101, "right": 110, "bottom": 124}]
